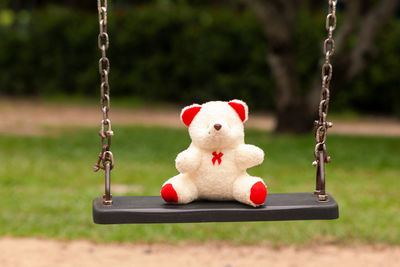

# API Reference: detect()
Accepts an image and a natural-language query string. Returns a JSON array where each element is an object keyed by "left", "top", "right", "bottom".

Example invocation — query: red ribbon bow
[{"left": 212, "top": 151, "right": 223, "bottom": 165}]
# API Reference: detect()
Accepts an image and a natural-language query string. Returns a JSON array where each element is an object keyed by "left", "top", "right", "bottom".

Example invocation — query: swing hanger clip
[{"left": 312, "top": 120, "right": 333, "bottom": 201}]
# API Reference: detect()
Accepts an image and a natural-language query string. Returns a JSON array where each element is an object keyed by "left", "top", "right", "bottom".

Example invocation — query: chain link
[
  {"left": 94, "top": 0, "right": 114, "bottom": 174},
  {"left": 314, "top": 0, "right": 337, "bottom": 163}
]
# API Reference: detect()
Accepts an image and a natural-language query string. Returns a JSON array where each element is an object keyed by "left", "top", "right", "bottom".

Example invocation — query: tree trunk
[
  {"left": 275, "top": 101, "right": 315, "bottom": 134},
  {"left": 241, "top": 0, "right": 315, "bottom": 133},
  {"left": 268, "top": 48, "right": 316, "bottom": 134}
]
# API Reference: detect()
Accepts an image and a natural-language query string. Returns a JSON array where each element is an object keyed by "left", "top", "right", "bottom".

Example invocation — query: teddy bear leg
[
  {"left": 233, "top": 175, "right": 267, "bottom": 207},
  {"left": 161, "top": 174, "right": 198, "bottom": 204}
]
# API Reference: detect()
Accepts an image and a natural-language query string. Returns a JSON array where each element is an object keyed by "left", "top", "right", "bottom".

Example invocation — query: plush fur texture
[{"left": 161, "top": 100, "right": 267, "bottom": 207}]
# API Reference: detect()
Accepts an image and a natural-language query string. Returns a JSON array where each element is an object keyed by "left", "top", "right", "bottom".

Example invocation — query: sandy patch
[{"left": 0, "top": 237, "right": 399, "bottom": 267}]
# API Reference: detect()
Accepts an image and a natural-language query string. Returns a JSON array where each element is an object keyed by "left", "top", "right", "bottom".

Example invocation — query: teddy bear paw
[
  {"left": 250, "top": 181, "right": 267, "bottom": 206},
  {"left": 161, "top": 183, "right": 178, "bottom": 203}
]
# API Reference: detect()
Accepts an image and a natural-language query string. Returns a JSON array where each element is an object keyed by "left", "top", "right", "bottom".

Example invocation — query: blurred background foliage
[{"left": 0, "top": 0, "right": 399, "bottom": 116}]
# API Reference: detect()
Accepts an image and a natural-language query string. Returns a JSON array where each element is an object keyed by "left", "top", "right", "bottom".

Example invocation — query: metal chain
[
  {"left": 94, "top": 0, "right": 114, "bottom": 205},
  {"left": 312, "top": 0, "right": 337, "bottom": 201}
]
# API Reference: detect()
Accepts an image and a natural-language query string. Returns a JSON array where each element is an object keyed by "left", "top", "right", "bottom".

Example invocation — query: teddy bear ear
[
  {"left": 228, "top": 99, "right": 248, "bottom": 123},
  {"left": 180, "top": 104, "right": 202, "bottom": 127}
]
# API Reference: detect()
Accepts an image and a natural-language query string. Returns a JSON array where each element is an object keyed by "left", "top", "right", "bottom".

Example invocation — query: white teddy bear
[{"left": 161, "top": 100, "right": 267, "bottom": 207}]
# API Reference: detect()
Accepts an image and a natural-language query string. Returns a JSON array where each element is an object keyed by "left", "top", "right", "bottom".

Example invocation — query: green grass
[{"left": 0, "top": 126, "right": 399, "bottom": 245}]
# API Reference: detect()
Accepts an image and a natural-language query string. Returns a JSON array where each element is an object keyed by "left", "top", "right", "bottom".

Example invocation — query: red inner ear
[
  {"left": 228, "top": 102, "right": 246, "bottom": 122},
  {"left": 181, "top": 106, "right": 201, "bottom": 126}
]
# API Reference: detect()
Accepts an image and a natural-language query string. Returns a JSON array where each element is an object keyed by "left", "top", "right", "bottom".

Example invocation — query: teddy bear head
[{"left": 180, "top": 100, "right": 248, "bottom": 150}]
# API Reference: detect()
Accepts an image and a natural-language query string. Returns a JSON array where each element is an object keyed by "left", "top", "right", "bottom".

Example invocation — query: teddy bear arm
[
  {"left": 235, "top": 144, "right": 264, "bottom": 170},
  {"left": 175, "top": 148, "right": 201, "bottom": 173}
]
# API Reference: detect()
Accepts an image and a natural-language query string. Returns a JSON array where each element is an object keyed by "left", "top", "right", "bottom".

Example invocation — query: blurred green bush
[{"left": 0, "top": 4, "right": 399, "bottom": 115}]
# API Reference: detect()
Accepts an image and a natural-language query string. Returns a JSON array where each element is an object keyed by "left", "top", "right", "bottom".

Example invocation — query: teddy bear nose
[{"left": 214, "top": 124, "right": 222, "bottom": 131}]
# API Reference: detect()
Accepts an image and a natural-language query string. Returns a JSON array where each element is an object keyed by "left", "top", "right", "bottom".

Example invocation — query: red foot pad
[
  {"left": 161, "top": 184, "right": 178, "bottom": 203},
  {"left": 250, "top": 181, "right": 267, "bottom": 205}
]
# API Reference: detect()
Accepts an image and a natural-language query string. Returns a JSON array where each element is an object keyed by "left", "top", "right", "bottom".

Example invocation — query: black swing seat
[{"left": 92, "top": 192, "right": 338, "bottom": 224}]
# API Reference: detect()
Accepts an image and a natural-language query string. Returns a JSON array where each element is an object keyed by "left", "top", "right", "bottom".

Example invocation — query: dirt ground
[
  {"left": 0, "top": 99, "right": 399, "bottom": 136},
  {"left": 1, "top": 237, "right": 400, "bottom": 267}
]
